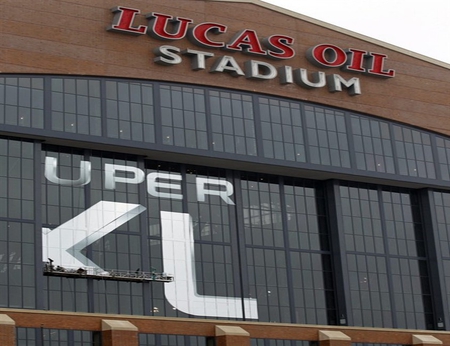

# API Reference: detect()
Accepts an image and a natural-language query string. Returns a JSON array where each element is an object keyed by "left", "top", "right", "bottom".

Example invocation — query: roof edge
[{"left": 205, "top": 0, "right": 450, "bottom": 70}]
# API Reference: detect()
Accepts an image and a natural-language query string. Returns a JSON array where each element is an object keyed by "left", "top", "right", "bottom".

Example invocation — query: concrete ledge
[
  {"left": 102, "top": 320, "right": 138, "bottom": 332},
  {"left": 319, "top": 330, "right": 351, "bottom": 341},
  {"left": 216, "top": 325, "right": 250, "bottom": 337},
  {"left": 413, "top": 335, "right": 443, "bottom": 345},
  {"left": 0, "top": 314, "right": 15, "bottom": 326}
]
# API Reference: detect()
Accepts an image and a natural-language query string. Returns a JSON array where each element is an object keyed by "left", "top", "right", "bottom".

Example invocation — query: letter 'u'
[{"left": 44, "top": 157, "right": 91, "bottom": 186}]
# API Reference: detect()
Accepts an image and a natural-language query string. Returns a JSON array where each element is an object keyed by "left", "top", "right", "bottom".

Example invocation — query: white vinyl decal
[
  {"left": 41, "top": 201, "right": 258, "bottom": 318},
  {"left": 42, "top": 201, "right": 145, "bottom": 270},
  {"left": 161, "top": 211, "right": 258, "bottom": 319}
]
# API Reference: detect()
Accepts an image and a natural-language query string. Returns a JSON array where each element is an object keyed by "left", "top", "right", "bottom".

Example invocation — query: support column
[
  {"left": 325, "top": 180, "right": 351, "bottom": 325},
  {"left": 215, "top": 325, "right": 250, "bottom": 346},
  {"left": 0, "top": 314, "right": 16, "bottom": 346},
  {"left": 419, "top": 189, "right": 449, "bottom": 329},
  {"left": 412, "top": 335, "right": 442, "bottom": 346},
  {"left": 101, "top": 320, "right": 138, "bottom": 346},
  {"left": 319, "top": 330, "right": 351, "bottom": 346}
]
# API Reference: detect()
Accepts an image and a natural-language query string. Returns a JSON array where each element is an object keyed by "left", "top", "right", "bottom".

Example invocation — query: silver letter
[
  {"left": 153, "top": 45, "right": 182, "bottom": 65},
  {"left": 196, "top": 177, "right": 235, "bottom": 205},
  {"left": 210, "top": 56, "right": 244, "bottom": 76},
  {"left": 245, "top": 60, "right": 277, "bottom": 80},
  {"left": 45, "top": 157, "right": 91, "bottom": 186},
  {"left": 182, "top": 49, "right": 214, "bottom": 70},
  {"left": 104, "top": 164, "right": 145, "bottom": 190},
  {"left": 294, "top": 69, "right": 326, "bottom": 89},
  {"left": 327, "top": 74, "right": 361, "bottom": 95},
  {"left": 161, "top": 211, "right": 258, "bottom": 318},
  {"left": 278, "top": 65, "right": 293, "bottom": 84},
  {"left": 147, "top": 172, "right": 183, "bottom": 200}
]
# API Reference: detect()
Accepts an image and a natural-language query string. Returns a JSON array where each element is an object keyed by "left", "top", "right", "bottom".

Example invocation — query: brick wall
[
  {"left": 2, "top": 308, "right": 450, "bottom": 346},
  {"left": 0, "top": 314, "right": 16, "bottom": 346},
  {"left": 1, "top": 0, "right": 449, "bottom": 135}
]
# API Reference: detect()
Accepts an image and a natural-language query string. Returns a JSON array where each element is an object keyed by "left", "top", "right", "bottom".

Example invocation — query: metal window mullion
[
  {"left": 153, "top": 82, "right": 163, "bottom": 145},
  {"left": 324, "top": 179, "right": 350, "bottom": 325},
  {"left": 278, "top": 177, "right": 297, "bottom": 323},
  {"left": 83, "top": 149, "right": 96, "bottom": 314},
  {"left": 34, "top": 140, "right": 45, "bottom": 310},
  {"left": 204, "top": 88, "right": 214, "bottom": 152},
  {"left": 418, "top": 188, "right": 448, "bottom": 329},
  {"left": 251, "top": 94, "right": 263, "bottom": 158},
  {"left": 178, "top": 164, "right": 193, "bottom": 318},
  {"left": 237, "top": 95, "right": 248, "bottom": 155},
  {"left": 221, "top": 169, "right": 244, "bottom": 316},
  {"left": 377, "top": 187, "right": 399, "bottom": 328},
  {"left": 430, "top": 134, "right": 442, "bottom": 181},
  {"left": 43, "top": 77, "right": 52, "bottom": 130},
  {"left": 388, "top": 123, "right": 401, "bottom": 175},
  {"left": 232, "top": 172, "right": 254, "bottom": 320},
  {"left": 300, "top": 103, "right": 312, "bottom": 164},
  {"left": 100, "top": 79, "right": 108, "bottom": 138},
  {"left": 343, "top": 111, "right": 356, "bottom": 169},
  {"left": 137, "top": 156, "right": 152, "bottom": 316}
]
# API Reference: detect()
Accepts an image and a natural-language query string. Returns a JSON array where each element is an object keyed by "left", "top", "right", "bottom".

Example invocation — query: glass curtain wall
[
  {"left": 38, "top": 145, "right": 337, "bottom": 323},
  {"left": 339, "top": 182, "right": 433, "bottom": 329},
  {"left": 1, "top": 136, "right": 448, "bottom": 335}
]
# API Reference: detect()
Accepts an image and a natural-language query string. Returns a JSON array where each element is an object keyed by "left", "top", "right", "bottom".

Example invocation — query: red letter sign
[
  {"left": 146, "top": 13, "right": 193, "bottom": 40},
  {"left": 226, "top": 30, "right": 267, "bottom": 56},
  {"left": 344, "top": 48, "right": 367, "bottom": 73},
  {"left": 306, "top": 44, "right": 347, "bottom": 68},
  {"left": 190, "top": 22, "right": 227, "bottom": 48},
  {"left": 107, "top": 6, "right": 147, "bottom": 35},
  {"left": 264, "top": 35, "right": 295, "bottom": 60},
  {"left": 367, "top": 52, "right": 395, "bottom": 78}
]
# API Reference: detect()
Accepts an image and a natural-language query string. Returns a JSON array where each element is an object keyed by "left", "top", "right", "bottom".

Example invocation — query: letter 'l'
[{"left": 161, "top": 211, "right": 258, "bottom": 319}]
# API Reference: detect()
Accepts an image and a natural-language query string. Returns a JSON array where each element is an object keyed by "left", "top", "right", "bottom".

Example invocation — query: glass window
[
  {"left": 160, "top": 85, "right": 207, "bottom": 149},
  {"left": 340, "top": 183, "right": 432, "bottom": 329},
  {"left": 0, "top": 221, "right": 36, "bottom": 309},
  {"left": 393, "top": 126, "right": 435, "bottom": 178},
  {"left": 51, "top": 78, "right": 102, "bottom": 136},
  {"left": 5, "top": 74, "right": 450, "bottom": 335},
  {"left": 210, "top": 91, "right": 257, "bottom": 156},
  {"left": 106, "top": 80, "right": 155, "bottom": 142},
  {"left": 42, "top": 148, "right": 86, "bottom": 226},
  {"left": 1, "top": 75, "right": 449, "bottom": 187},
  {"left": 432, "top": 191, "right": 450, "bottom": 319},
  {"left": 0, "top": 77, "right": 44, "bottom": 129},
  {"left": 242, "top": 174, "right": 334, "bottom": 324},
  {"left": 259, "top": 98, "right": 305, "bottom": 162},
  {"left": 17, "top": 328, "right": 95, "bottom": 346},
  {"left": 436, "top": 137, "right": 450, "bottom": 181},
  {"left": 0, "top": 138, "right": 34, "bottom": 220},
  {"left": 351, "top": 116, "right": 395, "bottom": 174},
  {"left": 304, "top": 106, "right": 350, "bottom": 168},
  {"left": 139, "top": 334, "right": 207, "bottom": 346}
]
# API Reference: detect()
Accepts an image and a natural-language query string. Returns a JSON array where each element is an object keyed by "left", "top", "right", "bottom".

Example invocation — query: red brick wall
[
  {"left": 2, "top": 308, "right": 450, "bottom": 345},
  {"left": 102, "top": 330, "right": 138, "bottom": 346},
  {"left": 1, "top": 0, "right": 449, "bottom": 135},
  {"left": 0, "top": 325, "right": 15, "bottom": 346},
  {"left": 216, "top": 334, "right": 250, "bottom": 346}
]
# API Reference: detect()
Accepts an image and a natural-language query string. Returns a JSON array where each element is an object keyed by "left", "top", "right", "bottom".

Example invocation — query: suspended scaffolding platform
[{"left": 43, "top": 263, "right": 174, "bottom": 283}]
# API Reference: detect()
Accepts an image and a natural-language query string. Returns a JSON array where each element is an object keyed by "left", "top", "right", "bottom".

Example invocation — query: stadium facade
[{"left": 1, "top": 0, "right": 450, "bottom": 345}]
